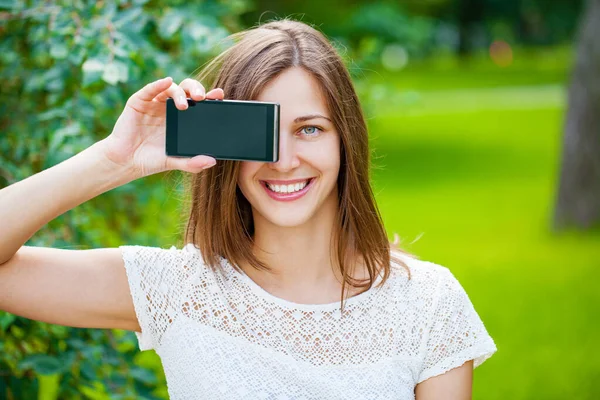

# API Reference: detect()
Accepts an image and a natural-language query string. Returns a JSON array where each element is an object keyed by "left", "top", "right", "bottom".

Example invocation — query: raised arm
[
  {"left": 0, "top": 140, "right": 141, "bottom": 330},
  {"left": 0, "top": 77, "right": 221, "bottom": 331}
]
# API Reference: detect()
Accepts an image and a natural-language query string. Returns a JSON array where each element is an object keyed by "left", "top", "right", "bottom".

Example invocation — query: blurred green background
[{"left": 1, "top": 0, "right": 598, "bottom": 399}]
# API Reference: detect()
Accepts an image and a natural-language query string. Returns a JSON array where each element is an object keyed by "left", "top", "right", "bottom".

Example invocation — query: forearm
[{"left": 0, "top": 139, "right": 138, "bottom": 264}]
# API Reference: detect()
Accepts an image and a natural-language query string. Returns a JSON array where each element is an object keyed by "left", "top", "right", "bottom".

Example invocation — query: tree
[
  {"left": 554, "top": 0, "right": 600, "bottom": 230},
  {"left": 456, "top": 0, "right": 485, "bottom": 56}
]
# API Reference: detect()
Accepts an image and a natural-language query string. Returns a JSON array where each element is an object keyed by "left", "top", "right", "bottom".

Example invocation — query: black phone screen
[{"left": 166, "top": 98, "right": 279, "bottom": 162}]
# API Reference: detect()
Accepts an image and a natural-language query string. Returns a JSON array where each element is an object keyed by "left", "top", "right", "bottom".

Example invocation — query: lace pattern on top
[{"left": 119, "top": 243, "right": 497, "bottom": 399}]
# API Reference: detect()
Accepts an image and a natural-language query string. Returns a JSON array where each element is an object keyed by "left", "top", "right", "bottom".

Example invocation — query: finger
[
  {"left": 155, "top": 82, "right": 189, "bottom": 110},
  {"left": 205, "top": 88, "right": 224, "bottom": 100},
  {"left": 179, "top": 78, "right": 206, "bottom": 101},
  {"left": 166, "top": 154, "right": 217, "bottom": 173},
  {"left": 135, "top": 77, "right": 173, "bottom": 102}
]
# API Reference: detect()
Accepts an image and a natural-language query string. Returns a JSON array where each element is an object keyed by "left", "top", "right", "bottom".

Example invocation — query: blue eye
[{"left": 299, "top": 125, "right": 322, "bottom": 137}]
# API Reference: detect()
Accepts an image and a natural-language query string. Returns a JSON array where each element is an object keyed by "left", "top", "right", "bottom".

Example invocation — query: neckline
[{"left": 219, "top": 256, "right": 385, "bottom": 312}]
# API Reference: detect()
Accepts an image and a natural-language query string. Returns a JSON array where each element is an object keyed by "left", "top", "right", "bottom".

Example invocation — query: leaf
[
  {"left": 67, "top": 46, "right": 86, "bottom": 65},
  {"left": 48, "top": 324, "right": 68, "bottom": 337},
  {"left": 158, "top": 10, "right": 183, "bottom": 39},
  {"left": 130, "top": 366, "right": 157, "bottom": 385},
  {"left": 37, "top": 374, "right": 61, "bottom": 400},
  {"left": 50, "top": 42, "right": 69, "bottom": 59},
  {"left": 37, "top": 108, "right": 68, "bottom": 122},
  {"left": 18, "top": 354, "right": 64, "bottom": 376},
  {"left": 133, "top": 382, "right": 160, "bottom": 400},
  {"left": 23, "top": 72, "right": 46, "bottom": 93},
  {"left": 65, "top": 337, "right": 87, "bottom": 350},
  {"left": 188, "top": 20, "right": 211, "bottom": 40},
  {"left": 114, "top": 7, "right": 145, "bottom": 31},
  {"left": 78, "top": 381, "right": 110, "bottom": 400},
  {"left": 48, "top": 122, "right": 83, "bottom": 154},
  {"left": 102, "top": 61, "right": 129, "bottom": 85},
  {"left": 0, "top": 313, "right": 16, "bottom": 332},
  {"left": 41, "top": 66, "right": 67, "bottom": 92},
  {"left": 101, "top": 62, "right": 120, "bottom": 85},
  {"left": 10, "top": 324, "right": 25, "bottom": 339},
  {"left": 59, "top": 351, "right": 77, "bottom": 371},
  {"left": 79, "top": 361, "right": 97, "bottom": 380},
  {"left": 82, "top": 68, "right": 103, "bottom": 87},
  {"left": 82, "top": 58, "right": 105, "bottom": 72},
  {"left": 113, "top": 44, "right": 130, "bottom": 58},
  {"left": 107, "top": 370, "right": 128, "bottom": 387},
  {"left": 115, "top": 60, "right": 130, "bottom": 82},
  {"left": 0, "top": 0, "right": 16, "bottom": 10}
]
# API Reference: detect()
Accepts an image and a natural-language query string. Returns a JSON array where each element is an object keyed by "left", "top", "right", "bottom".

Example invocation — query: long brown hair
[{"left": 177, "top": 18, "right": 413, "bottom": 311}]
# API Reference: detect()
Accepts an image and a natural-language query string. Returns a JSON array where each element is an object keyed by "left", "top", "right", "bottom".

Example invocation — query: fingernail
[
  {"left": 195, "top": 88, "right": 204, "bottom": 98},
  {"left": 203, "top": 160, "right": 216, "bottom": 169},
  {"left": 178, "top": 95, "right": 187, "bottom": 106}
]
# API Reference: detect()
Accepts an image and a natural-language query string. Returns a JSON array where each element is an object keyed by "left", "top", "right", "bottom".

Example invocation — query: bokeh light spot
[
  {"left": 381, "top": 44, "right": 409, "bottom": 71},
  {"left": 489, "top": 40, "right": 513, "bottom": 67}
]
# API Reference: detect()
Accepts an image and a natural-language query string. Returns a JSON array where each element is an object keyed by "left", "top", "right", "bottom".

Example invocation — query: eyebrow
[{"left": 293, "top": 114, "right": 332, "bottom": 123}]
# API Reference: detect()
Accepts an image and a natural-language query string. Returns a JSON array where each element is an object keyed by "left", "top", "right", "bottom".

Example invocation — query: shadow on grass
[{"left": 370, "top": 136, "right": 549, "bottom": 190}]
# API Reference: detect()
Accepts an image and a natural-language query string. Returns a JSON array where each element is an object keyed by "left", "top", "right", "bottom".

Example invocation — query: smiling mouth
[
  {"left": 260, "top": 178, "right": 316, "bottom": 201},
  {"left": 262, "top": 178, "right": 314, "bottom": 194}
]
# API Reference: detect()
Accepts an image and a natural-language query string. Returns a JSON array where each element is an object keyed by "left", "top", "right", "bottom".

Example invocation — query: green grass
[
  {"left": 367, "top": 49, "right": 600, "bottom": 399},
  {"left": 363, "top": 45, "right": 574, "bottom": 91}
]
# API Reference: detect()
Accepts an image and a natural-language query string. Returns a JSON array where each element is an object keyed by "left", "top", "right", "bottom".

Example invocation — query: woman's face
[{"left": 238, "top": 67, "right": 341, "bottom": 228}]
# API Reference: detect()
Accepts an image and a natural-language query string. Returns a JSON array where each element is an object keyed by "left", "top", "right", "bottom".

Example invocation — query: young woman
[{"left": 0, "top": 19, "right": 496, "bottom": 399}]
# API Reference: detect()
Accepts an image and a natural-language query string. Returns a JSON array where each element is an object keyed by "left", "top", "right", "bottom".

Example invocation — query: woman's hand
[{"left": 100, "top": 77, "right": 223, "bottom": 178}]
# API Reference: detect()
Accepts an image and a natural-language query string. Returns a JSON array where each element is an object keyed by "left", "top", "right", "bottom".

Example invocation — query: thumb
[{"left": 166, "top": 155, "right": 217, "bottom": 173}]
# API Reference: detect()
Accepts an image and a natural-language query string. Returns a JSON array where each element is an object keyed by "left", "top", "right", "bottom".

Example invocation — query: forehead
[{"left": 256, "top": 67, "right": 330, "bottom": 120}]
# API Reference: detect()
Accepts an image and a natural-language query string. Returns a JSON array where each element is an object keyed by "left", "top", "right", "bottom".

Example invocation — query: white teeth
[{"left": 266, "top": 180, "right": 309, "bottom": 194}]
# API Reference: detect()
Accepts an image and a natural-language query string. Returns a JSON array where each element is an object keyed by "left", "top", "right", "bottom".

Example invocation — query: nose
[{"left": 269, "top": 131, "right": 300, "bottom": 172}]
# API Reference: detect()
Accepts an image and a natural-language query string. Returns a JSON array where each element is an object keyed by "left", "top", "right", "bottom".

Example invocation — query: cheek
[
  {"left": 238, "top": 162, "right": 261, "bottom": 194},
  {"left": 300, "top": 136, "right": 341, "bottom": 175}
]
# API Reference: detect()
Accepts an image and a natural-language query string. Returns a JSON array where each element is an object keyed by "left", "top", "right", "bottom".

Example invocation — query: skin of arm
[
  {"left": 415, "top": 360, "right": 474, "bottom": 400},
  {"left": 0, "top": 78, "right": 219, "bottom": 331},
  {"left": 0, "top": 140, "right": 142, "bottom": 330},
  {"left": 0, "top": 139, "right": 137, "bottom": 265}
]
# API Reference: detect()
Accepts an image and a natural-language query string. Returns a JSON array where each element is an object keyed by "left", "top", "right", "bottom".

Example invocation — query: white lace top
[{"left": 119, "top": 243, "right": 497, "bottom": 400}]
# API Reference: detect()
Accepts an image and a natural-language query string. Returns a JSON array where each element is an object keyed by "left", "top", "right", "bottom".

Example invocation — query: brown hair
[{"left": 176, "top": 17, "right": 413, "bottom": 311}]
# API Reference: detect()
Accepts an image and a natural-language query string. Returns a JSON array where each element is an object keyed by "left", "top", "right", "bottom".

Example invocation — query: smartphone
[{"left": 166, "top": 98, "right": 279, "bottom": 162}]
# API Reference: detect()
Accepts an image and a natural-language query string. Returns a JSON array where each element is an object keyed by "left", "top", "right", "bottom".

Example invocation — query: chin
[{"left": 258, "top": 207, "right": 316, "bottom": 228}]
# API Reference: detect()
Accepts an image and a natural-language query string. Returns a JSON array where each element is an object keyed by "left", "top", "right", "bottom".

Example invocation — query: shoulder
[
  {"left": 389, "top": 250, "right": 457, "bottom": 292},
  {"left": 117, "top": 243, "right": 211, "bottom": 351},
  {"left": 386, "top": 250, "right": 472, "bottom": 316},
  {"left": 118, "top": 242, "right": 211, "bottom": 281},
  {"left": 119, "top": 242, "right": 205, "bottom": 261}
]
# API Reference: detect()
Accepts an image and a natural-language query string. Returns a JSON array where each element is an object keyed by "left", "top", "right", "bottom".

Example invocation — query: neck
[{"left": 245, "top": 191, "right": 347, "bottom": 293}]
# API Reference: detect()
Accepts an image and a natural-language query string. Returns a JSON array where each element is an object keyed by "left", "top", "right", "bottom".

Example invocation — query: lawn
[{"left": 366, "top": 47, "right": 600, "bottom": 399}]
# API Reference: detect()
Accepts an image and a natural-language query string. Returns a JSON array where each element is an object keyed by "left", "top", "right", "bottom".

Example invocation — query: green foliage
[
  {"left": 0, "top": 0, "right": 251, "bottom": 398},
  {"left": 337, "top": 2, "right": 436, "bottom": 55},
  {"left": 246, "top": 0, "right": 584, "bottom": 63}
]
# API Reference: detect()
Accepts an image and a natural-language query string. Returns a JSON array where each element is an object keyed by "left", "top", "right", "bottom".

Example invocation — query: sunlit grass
[{"left": 367, "top": 57, "right": 600, "bottom": 399}]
